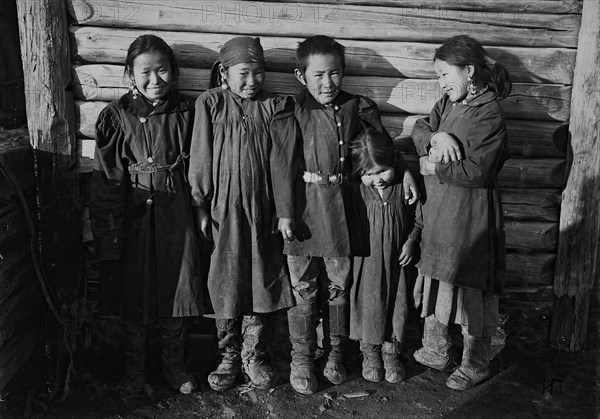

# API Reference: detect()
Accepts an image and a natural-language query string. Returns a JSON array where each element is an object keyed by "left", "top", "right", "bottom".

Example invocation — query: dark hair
[
  {"left": 296, "top": 35, "right": 345, "bottom": 74},
  {"left": 351, "top": 127, "right": 396, "bottom": 177},
  {"left": 209, "top": 61, "right": 224, "bottom": 89},
  {"left": 434, "top": 35, "right": 511, "bottom": 99},
  {"left": 124, "top": 34, "right": 179, "bottom": 80}
]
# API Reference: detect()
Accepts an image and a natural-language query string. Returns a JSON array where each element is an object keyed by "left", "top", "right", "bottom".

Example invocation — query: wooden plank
[
  {"left": 505, "top": 221, "right": 558, "bottom": 252},
  {"left": 70, "top": 26, "right": 576, "bottom": 84},
  {"left": 498, "top": 158, "right": 565, "bottom": 189},
  {"left": 16, "top": 0, "right": 76, "bottom": 166},
  {"left": 505, "top": 252, "right": 556, "bottom": 286},
  {"left": 0, "top": 324, "right": 37, "bottom": 392},
  {"left": 391, "top": 117, "right": 568, "bottom": 158},
  {"left": 261, "top": 0, "right": 583, "bottom": 14},
  {"left": 72, "top": 65, "right": 572, "bottom": 121},
  {"left": 66, "top": 1, "right": 581, "bottom": 47},
  {"left": 503, "top": 285, "right": 554, "bottom": 302},
  {"left": 551, "top": 0, "right": 600, "bottom": 352},
  {"left": 502, "top": 188, "right": 561, "bottom": 221}
]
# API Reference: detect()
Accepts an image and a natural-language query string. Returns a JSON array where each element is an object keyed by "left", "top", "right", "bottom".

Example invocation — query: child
[
  {"left": 188, "top": 36, "right": 294, "bottom": 391},
  {"left": 349, "top": 128, "right": 421, "bottom": 384},
  {"left": 90, "top": 34, "right": 202, "bottom": 395},
  {"left": 270, "top": 35, "right": 419, "bottom": 395},
  {"left": 410, "top": 35, "right": 511, "bottom": 390}
]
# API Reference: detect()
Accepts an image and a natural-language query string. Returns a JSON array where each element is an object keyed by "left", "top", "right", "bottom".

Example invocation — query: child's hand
[
  {"left": 278, "top": 218, "right": 296, "bottom": 241},
  {"left": 419, "top": 156, "right": 436, "bottom": 176},
  {"left": 402, "top": 170, "right": 420, "bottom": 205},
  {"left": 428, "top": 145, "right": 443, "bottom": 163},
  {"left": 431, "top": 132, "right": 462, "bottom": 163},
  {"left": 398, "top": 239, "right": 415, "bottom": 266},
  {"left": 194, "top": 207, "right": 212, "bottom": 241}
]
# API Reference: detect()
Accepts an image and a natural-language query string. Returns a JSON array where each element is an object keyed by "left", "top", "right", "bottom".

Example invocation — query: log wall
[{"left": 66, "top": 0, "right": 580, "bottom": 313}]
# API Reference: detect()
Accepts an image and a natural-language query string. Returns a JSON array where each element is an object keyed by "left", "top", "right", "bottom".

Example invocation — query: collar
[
  {"left": 224, "top": 88, "right": 274, "bottom": 104},
  {"left": 298, "top": 89, "right": 354, "bottom": 110},
  {"left": 460, "top": 87, "right": 499, "bottom": 107},
  {"left": 120, "top": 89, "right": 188, "bottom": 117}
]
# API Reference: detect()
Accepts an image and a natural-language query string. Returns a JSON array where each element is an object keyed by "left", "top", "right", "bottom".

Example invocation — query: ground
[{"left": 4, "top": 300, "right": 598, "bottom": 419}]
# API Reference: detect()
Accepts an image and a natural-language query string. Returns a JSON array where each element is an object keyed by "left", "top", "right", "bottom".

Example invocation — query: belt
[
  {"left": 301, "top": 171, "right": 348, "bottom": 185},
  {"left": 129, "top": 152, "right": 189, "bottom": 198}
]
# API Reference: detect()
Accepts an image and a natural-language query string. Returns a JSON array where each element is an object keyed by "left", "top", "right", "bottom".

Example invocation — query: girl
[
  {"left": 90, "top": 35, "right": 202, "bottom": 395},
  {"left": 411, "top": 35, "right": 511, "bottom": 390},
  {"left": 350, "top": 128, "right": 421, "bottom": 384},
  {"left": 189, "top": 36, "right": 294, "bottom": 392}
]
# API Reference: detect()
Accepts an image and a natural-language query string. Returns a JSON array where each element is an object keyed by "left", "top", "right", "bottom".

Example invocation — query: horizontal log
[
  {"left": 70, "top": 26, "right": 576, "bottom": 84},
  {"left": 502, "top": 188, "right": 561, "bottom": 222},
  {"left": 498, "top": 158, "right": 565, "bottom": 189},
  {"left": 503, "top": 285, "right": 554, "bottom": 301},
  {"left": 261, "top": 0, "right": 582, "bottom": 14},
  {"left": 75, "top": 138, "right": 95, "bottom": 173},
  {"left": 73, "top": 64, "right": 571, "bottom": 121},
  {"left": 505, "top": 221, "right": 558, "bottom": 252},
  {"left": 0, "top": 324, "right": 36, "bottom": 392},
  {"left": 499, "top": 299, "right": 552, "bottom": 315},
  {"left": 505, "top": 252, "right": 556, "bottom": 286},
  {"left": 66, "top": 1, "right": 580, "bottom": 47},
  {"left": 391, "top": 117, "right": 568, "bottom": 158}
]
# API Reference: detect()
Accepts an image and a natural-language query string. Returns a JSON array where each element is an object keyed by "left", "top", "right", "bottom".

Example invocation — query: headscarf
[{"left": 219, "top": 36, "right": 265, "bottom": 67}]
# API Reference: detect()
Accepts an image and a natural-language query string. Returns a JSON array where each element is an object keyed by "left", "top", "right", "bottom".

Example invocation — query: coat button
[
  {"left": 383, "top": 201, "right": 388, "bottom": 206},
  {"left": 146, "top": 198, "right": 153, "bottom": 206},
  {"left": 147, "top": 156, "right": 154, "bottom": 163},
  {"left": 339, "top": 141, "right": 344, "bottom": 145},
  {"left": 139, "top": 117, "right": 147, "bottom": 123},
  {"left": 334, "top": 105, "right": 339, "bottom": 111},
  {"left": 339, "top": 157, "right": 345, "bottom": 162},
  {"left": 336, "top": 122, "right": 342, "bottom": 127}
]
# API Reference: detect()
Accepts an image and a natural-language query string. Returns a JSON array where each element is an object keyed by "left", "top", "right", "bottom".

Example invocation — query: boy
[{"left": 270, "top": 35, "right": 418, "bottom": 395}]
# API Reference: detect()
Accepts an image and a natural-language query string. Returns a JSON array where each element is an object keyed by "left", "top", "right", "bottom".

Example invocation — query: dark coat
[
  {"left": 411, "top": 90, "right": 507, "bottom": 294},
  {"left": 270, "top": 89, "right": 407, "bottom": 258},
  {"left": 188, "top": 88, "right": 293, "bottom": 319},
  {"left": 90, "top": 91, "right": 204, "bottom": 324}
]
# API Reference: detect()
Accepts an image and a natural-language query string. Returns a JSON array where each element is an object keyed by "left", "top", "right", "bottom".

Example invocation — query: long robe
[{"left": 189, "top": 88, "right": 293, "bottom": 319}]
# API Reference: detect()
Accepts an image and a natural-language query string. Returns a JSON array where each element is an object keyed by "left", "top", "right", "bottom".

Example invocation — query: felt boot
[
  {"left": 208, "top": 318, "right": 242, "bottom": 392},
  {"left": 241, "top": 315, "right": 276, "bottom": 389},
  {"left": 115, "top": 321, "right": 149, "bottom": 397},
  {"left": 159, "top": 321, "right": 196, "bottom": 394},
  {"left": 323, "top": 304, "right": 348, "bottom": 385},
  {"left": 288, "top": 303, "right": 318, "bottom": 395},
  {"left": 359, "top": 342, "right": 384, "bottom": 382},
  {"left": 382, "top": 340, "right": 406, "bottom": 383},
  {"left": 413, "top": 315, "right": 455, "bottom": 371},
  {"left": 446, "top": 333, "right": 492, "bottom": 390}
]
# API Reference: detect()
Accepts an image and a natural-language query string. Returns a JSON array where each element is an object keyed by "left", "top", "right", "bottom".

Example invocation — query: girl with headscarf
[{"left": 189, "top": 36, "right": 294, "bottom": 391}]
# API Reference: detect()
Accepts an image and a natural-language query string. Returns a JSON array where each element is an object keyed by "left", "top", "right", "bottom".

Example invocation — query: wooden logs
[
  {"left": 505, "top": 252, "right": 556, "bottom": 286},
  {"left": 498, "top": 158, "right": 565, "bottom": 189},
  {"left": 502, "top": 189, "right": 561, "bottom": 221},
  {"left": 505, "top": 221, "right": 558, "bottom": 252}
]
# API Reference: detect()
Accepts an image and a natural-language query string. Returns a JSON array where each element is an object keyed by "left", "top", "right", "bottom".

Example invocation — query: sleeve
[
  {"left": 408, "top": 202, "right": 423, "bottom": 243},
  {"left": 89, "top": 106, "right": 128, "bottom": 261},
  {"left": 357, "top": 95, "right": 408, "bottom": 174},
  {"left": 270, "top": 96, "right": 299, "bottom": 219},
  {"left": 411, "top": 97, "right": 446, "bottom": 156},
  {"left": 434, "top": 107, "right": 507, "bottom": 188},
  {"left": 188, "top": 94, "right": 214, "bottom": 210}
]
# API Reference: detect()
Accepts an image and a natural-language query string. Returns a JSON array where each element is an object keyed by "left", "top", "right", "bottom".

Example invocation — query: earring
[
  {"left": 129, "top": 80, "right": 138, "bottom": 99},
  {"left": 467, "top": 76, "right": 478, "bottom": 96},
  {"left": 221, "top": 77, "right": 229, "bottom": 90}
]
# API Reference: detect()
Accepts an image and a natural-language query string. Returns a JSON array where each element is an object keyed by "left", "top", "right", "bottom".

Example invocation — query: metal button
[
  {"left": 139, "top": 117, "right": 147, "bottom": 123},
  {"left": 334, "top": 105, "right": 339, "bottom": 111},
  {"left": 147, "top": 156, "right": 154, "bottom": 163},
  {"left": 383, "top": 201, "right": 388, "bottom": 206},
  {"left": 336, "top": 122, "right": 342, "bottom": 127},
  {"left": 146, "top": 198, "right": 153, "bottom": 206},
  {"left": 339, "top": 141, "right": 344, "bottom": 145},
  {"left": 340, "top": 157, "right": 345, "bottom": 162}
]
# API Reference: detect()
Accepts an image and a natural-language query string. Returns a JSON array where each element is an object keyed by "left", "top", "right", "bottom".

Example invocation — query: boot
[
  {"left": 265, "top": 310, "right": 292, "bottom": 379},
  {"left": 159, "top": 321, "right": 197, "bottom": 394},
  {"left": 116, "top": 321, "right": 149, "bottom": 397},
  {"left": 413, "top": 315, "right": 455, "bottom": 371},
  {"left": 446, "top": 333, "right": 492, "bottom": 390},
  {"left": 323, "top": 304, "right": 348, "bottom": 385},
  {"left": 382, "top": 340, "right": 406, "bottom": 384},
  {"left": 288, "top": 303, "right": 318, "bottom": 395},
  {"left": 208, "top": 318, "right": 242, "bottom": 392},
  {"left": 359, "top": 342, "right": 383, "bottom": 382},
  {"left": 241, "top": 315, "right": 276, "bottom": 389}
]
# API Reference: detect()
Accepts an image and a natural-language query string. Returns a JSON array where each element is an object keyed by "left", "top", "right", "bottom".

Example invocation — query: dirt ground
[{"left": 5, "top": 298, "right": 597, "bottom": 419}]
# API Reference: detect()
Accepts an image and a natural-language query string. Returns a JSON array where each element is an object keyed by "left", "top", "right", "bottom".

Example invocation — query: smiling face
[
  {"left": 434, "top": 59, "right": 473, "bottom": 103},
  {"left": 361, "top": 164, "right": 395, "bottom": 190},
  {"left": 295, "top": 53, "right": 344, "bottom": 106},
  {"left": 130, "top": 50, "right": 174, "bottom": 101},
  {"left": 222, "top": 62, "right": 265, "bottom": 99}
]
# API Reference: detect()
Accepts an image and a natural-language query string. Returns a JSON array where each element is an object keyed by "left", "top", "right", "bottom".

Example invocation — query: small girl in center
[
  {"left": 189, "top": 37, "right": 294, "bottom": 391},
  {"left": 350, "top": 127, "right": 421, "bottom": 384}
]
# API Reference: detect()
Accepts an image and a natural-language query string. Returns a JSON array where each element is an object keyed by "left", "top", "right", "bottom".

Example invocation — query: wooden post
[
  {"left": 551, "top": 0, "right": 600, "bottom": 351},
  {"left": 15, "top": 0, "right": 81, "bottom": 396}
]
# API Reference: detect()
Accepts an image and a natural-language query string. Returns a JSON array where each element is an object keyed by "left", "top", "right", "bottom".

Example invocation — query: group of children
[{"left": 90, "top": 32, "right": 511, "bottom": 397}]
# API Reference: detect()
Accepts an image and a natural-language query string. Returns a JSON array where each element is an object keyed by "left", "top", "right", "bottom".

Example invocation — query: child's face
[
  {"left": 434, "top": 59, "right": 473, "bottom": 102},
  {"left": 295, "top": 53, "right": 343, "bottom": 106},
  {"left": 131, "top": 50, "right": 174, "bottom": 101},
  {"left": 361, "top": 164, "right": 395, "bottom": 190},
  {"left": 223, "top": 62, "right": 265, "bottom": 99}
]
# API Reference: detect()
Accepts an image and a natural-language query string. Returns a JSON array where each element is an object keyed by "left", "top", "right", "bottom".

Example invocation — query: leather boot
[
  {"left": 446, "top": 333, "right": 492, "bottom": 390},
  {"left": 360, "top": 342, "right": 383, "bottom": 382},
  {"left": 116, "top": 321, "right": 149, "bottom": 397},
  {"left": 265, "top": 310, "right": 292, "bottom": 379},
  {"left": 241, "top": 315, "right": 276, "bottom": 389},
  {"left": 382, "top": 340, "right": 406, "bottom": 383},
  {"left": 159, "top": 320, "right": 197, "bottom": 394},
  {"left": 413, "top": 315, "right": 455, "bottom": 371},
  {"left": 208, "top": 318, "right": 242, "bottom": 392},
  {"left": 323, "top": 304, "right": 348, "bottom": 385},
  {"left": 288, "top": 303, "right": 318, "bottom": 395}
]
